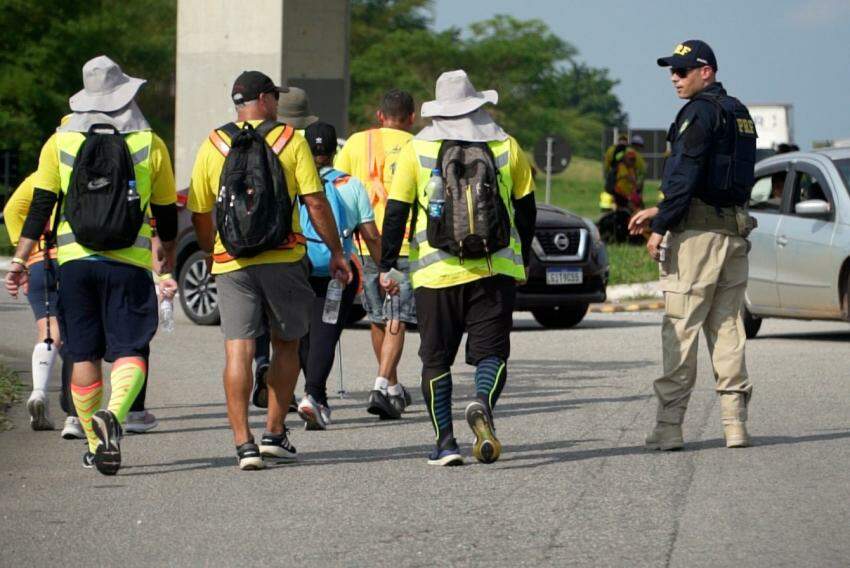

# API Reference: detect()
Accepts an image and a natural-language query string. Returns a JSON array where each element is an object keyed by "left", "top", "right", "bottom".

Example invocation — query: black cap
[
  {"left": 657, "top": 40, "right": 717, "bottom": 70},
  {"left": 305, "top": 122, "right": 338, "bottom": 156},
  {"left": 231, "top": 71, "right": 288, "bottom": 105}
]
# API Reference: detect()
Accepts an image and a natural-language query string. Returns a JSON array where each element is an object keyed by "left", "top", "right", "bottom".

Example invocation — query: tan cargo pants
[{"left": 655, "top": 229, "right": 753, "bottom": 424}]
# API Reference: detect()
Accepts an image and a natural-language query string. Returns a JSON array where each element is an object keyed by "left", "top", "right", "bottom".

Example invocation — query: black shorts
[
  {"left": 58, "top": 259, "right": 157, "bottom": 363},
  {"left": 414, "top": 275, "right": 516, "bottom": 371}
]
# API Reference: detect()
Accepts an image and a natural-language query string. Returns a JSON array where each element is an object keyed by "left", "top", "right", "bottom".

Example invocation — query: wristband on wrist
[
  {"left": 10, "top": 257, "right": 29, "bottom": 271},
  {"left": 157, "top": 273, "right": 173, "bottom": 282}
]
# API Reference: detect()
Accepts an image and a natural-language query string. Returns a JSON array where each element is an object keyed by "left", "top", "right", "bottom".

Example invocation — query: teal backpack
[{"left": 300, "top": 168, "right": 352, "bottom": 277}]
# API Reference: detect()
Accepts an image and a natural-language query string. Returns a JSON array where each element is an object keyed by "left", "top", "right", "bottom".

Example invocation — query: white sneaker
[
  {"left": 124, "top": 410, "right": 159, "bottom": 433},
  {"left": 27, "top": 390, "right": 54, "bottom": 431},
  {"left": 319, "top": 404, "right": 332, "bottom": 426},
  {"left": 297, "top": 395, "right": 327, "bottom": 431},
  {"left": 61, "top": 416, "right": 85, "bottom": 440}
]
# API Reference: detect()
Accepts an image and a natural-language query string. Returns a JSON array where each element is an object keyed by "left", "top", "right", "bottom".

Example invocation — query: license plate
[{"left": 546, "top": 267, "right": 583, "bottom": 285}]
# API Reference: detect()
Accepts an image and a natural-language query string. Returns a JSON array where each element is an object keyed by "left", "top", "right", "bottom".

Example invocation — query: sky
[{"left": 432, "top": 0, "right": 850, "bottom": 149}]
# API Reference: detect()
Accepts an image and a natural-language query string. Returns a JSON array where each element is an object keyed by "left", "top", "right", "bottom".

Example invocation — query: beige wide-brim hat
[
  {"left": 277, "top": 86, "right": 319, "bottom": 129},
  {"left": 420, "top": 70, "right": 498, "bottom": 118},
  {"left": 69, "top": 55, "right": 146, "bottom": 113}
]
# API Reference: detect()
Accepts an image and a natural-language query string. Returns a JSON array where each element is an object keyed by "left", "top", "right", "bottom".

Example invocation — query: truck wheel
[
  {"left": 178, "top": 250, "right": 220, "bottom": 326},
  {"left": 742, "top": 306, "right": 762, "bottom": 339},
  {"left": 531, "top": 304, "right": 589, "bottom": 329}
]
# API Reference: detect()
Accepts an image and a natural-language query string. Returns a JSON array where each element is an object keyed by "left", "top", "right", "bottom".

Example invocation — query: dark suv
[{"left": 174, "top": 196, "right": 607, "bottom": 329}]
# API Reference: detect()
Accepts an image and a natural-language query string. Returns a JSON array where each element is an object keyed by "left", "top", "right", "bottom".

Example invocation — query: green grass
[
  {"left": 539, "top": 156, "right": 660, "bottom": 285},
  {"left": 607, "top": 244, "right": 659, "bottom": 286},
  {"left": 0, "top": 224, "right": 13, "bottom": 256},
  {"left": 0, "top": 363, "right": 24, "bottom": 432}
]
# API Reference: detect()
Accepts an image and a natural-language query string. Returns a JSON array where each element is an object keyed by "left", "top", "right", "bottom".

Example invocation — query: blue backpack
[{"left": 300, "top": 168, "right": 352, "bottom": 276}]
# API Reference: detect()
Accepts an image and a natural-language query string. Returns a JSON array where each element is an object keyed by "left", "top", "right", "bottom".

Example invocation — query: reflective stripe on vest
[
  {"left": 407, "top": 138, "right": 525, "bottom": 289},
  {"left": 55, "top": 130, "right": 155, "bottom": 269}
]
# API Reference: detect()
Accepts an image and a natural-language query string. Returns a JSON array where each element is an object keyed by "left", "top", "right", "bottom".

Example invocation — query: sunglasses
[
  {"left": 670, "top": 67, "right": 697, "bottom": 79},
  {"left": 261, "top": 90, "right": 280, "bottom": 101}
]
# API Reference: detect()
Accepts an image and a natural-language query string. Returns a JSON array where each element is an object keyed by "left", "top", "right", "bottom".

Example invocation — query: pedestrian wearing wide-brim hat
[{"left": 378, "top": 69, "right": 538, "bottom": 466}]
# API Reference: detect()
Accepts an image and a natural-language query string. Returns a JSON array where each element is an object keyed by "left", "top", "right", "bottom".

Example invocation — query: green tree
[
  {"left": 349, "top": 3, "right": 626, "bottom": 159},
  {"left": 0, "top": 0, "right": 176, "bottom": 176}
]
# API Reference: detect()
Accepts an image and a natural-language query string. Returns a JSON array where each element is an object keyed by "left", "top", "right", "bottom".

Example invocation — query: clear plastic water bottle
[
  {"left": 159, "top": 297, "right": 174, "bottom": 333},
  {"left": 426, "top": 168, "right": 444, "bottom": 218},
  {"left": 322, "top": 278, "right": 344, "bottom": 324}
]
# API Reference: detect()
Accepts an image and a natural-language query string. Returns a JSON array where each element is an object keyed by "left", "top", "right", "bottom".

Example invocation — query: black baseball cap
[
  {"left": 305, "top": 122, "right": 338, "bottom": 156},
  {"left": 231, "top": 71, "right": 288, "bottom": 104},
  {"left": 657, "top": 40, "right": 717, "bottom": 71}
]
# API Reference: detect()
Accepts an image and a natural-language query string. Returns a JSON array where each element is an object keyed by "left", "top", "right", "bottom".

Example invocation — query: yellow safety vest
[
  {"left": 408, "top": 138, "right": 526, "bottom": 289},
  {"left": 55, "top": 130, "right": 154, "bottom": 269}
]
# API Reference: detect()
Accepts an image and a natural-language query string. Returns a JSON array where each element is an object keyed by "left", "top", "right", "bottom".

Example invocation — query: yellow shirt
[
  {"left": 335, "top": 127, "right": 413, "bottom": 256},
  {"left": 388, "top": 135, "right": 535, "bottom": 205},
  {"left": 188, "top": 120, "right": 323, "bottom": 274},
  {"left": 2, "top": 173, "right": 37, "bottom": 246},
  {"left": 32, "top": 131, "right": 176, "bottom": 206}
]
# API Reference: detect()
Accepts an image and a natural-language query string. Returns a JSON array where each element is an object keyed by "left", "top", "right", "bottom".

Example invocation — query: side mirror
[{"left": 795, "top": 199, "right": 830, "bottom": 217}]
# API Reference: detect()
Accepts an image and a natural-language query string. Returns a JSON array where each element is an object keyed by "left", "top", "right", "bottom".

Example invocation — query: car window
[
  {"left": 750, "top": 173, "right": 784, "bottom": 212},
  {"left": 833, "top": 158, "right": 850, "bottom": 195},
  {"left": 789, "top": 169, "right": 831, "bottom": 216}
]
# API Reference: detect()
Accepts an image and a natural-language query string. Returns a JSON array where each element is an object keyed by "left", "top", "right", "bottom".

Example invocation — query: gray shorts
[
  {"left": 361, "top": 256, "right": 417, "bottom": 325},
  {"left": 215, "top": 260, "right": 314, "bottom": 341}
]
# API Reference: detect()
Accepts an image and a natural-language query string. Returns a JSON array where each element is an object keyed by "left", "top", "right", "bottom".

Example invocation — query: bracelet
[
  {"left": 157, "top": 272, "right": 173, "bottom": 282},
  {"left": 10, "top": 257, "right": 29, "bottom": 272}
]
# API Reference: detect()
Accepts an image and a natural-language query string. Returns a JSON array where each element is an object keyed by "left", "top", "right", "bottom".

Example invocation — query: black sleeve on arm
[
  {"left": 651, "top": 111, "right": 711, "bottom": 234},
  {"left": 20, "top": 189, "right": 58, "bottom": 240},
  {"left": 379, "top": 199, "right": 411, "bottom": 273},
  {"left": 151, "top": 203, "right": 178, "bottom": 242},
  {"left": 512, "top": 192, "right": 537, "bottom": 265}
]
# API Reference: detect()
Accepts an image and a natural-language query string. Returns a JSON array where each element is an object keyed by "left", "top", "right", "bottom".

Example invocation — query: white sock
[
  {"left": 387, "top": 384, "right": 403, "bottom": 397},
  {"left": 374, "top": 376, "right": 389, "bottom": 392},
  {"left": 31, "top": 342, "right": 56, "bottom": 393}
]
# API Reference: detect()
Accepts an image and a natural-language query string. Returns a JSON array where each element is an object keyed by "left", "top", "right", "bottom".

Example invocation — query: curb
[{"left": 590, "top": 300, "right": 665, "bottom": 313}]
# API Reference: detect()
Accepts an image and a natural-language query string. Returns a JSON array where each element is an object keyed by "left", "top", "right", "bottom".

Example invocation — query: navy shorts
[
  {"left": 57, "top": 259, "right": 157, "bottom": 363},
  {"left": 25, "top": 260, "right": 59, "bottom": 320}
]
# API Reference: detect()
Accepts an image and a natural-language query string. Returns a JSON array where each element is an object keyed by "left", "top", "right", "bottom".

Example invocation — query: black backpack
[
  {"left": 425, "top": 140, "right": 511, "bottom": 260},
  {"left": 213, "top": 121, "right": 293, "bottom": 259},
  {"left": 604, "top": 143, "right": 628, "bottom": 194},
  {"left": 64, "top": 124, "right": 143, "bottom": 251}
]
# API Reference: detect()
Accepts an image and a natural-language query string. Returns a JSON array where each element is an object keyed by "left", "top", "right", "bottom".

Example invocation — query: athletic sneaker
[
  {"left": 297, "top": 395, "right": 326, "bottom": 431},
  {"left": 367, "top": 389, "right": 401, "bottom": 420},
  {"left": 124, "top": 410, "right": 159, "bottom": 433},
  {"left": 319, "top": 403, "right": 332, "bottom": 426},
  {"left": 465, "top": 401, "right": 501, "bottom": 464},
  {"left": 236, "top": 441, "right": 264, "bottom": 471},
  {"left": 259, "top": 429, "right": 297, "bottom": 462},
  {"left": 27, "top": 390, "right": 54, "bottom": 431},
  {"left": 82, "top": 451, "right": 95, "bottom": 469},
  {"left": 389, "top": 384, "right": 413, "bottom": 414},
  {"left": 91, "top": 409, "right": 122, "bottom": 475},
  {"left": 427, "top": 440, "right": 464, "bottom": 466},
  {"left": 61, "top": 416, "right": 84, "bottom": 440},
  {"left": 252, "top": 364, "right": 269, "bottom": 409}
]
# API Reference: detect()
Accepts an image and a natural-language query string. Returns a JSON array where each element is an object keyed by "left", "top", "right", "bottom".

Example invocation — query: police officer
[{"left": 629, "top": 40, "right": 758, "bottom": 450}]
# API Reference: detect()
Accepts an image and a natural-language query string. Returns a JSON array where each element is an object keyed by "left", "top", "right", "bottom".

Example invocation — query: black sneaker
[
  {"left": 91, "top": 409, "right": 122, "bottom": 475},
  {"left": 236, "top": 441, "right": 265, "bottom": 471},
  {"left": 465, "top": 401, "right": 501, "bottom": 464},
  {"left": 388, "top": 385, "right": 413, "bottom": 414},
  {"left": 427, "top": 439, "right": 464, "bottom": 466},
  {"left": 82, "top": 451, "right": 95, "bottom": 469},
  {"left": 367, "top": 390, "right": 401, "bottom": 420},
  {"left": 259, "top": 429, "right": 297, "bottom": 462},
  {"left": 252, "top": 364, "right": 269, "bottom": 409}
]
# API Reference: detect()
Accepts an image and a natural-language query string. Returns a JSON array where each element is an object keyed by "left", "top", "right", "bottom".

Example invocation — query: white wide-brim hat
[
  {"left": 420, "top": 70, "right": 498, "bottom": 118},
  {"left": 69, "top": 55, "right": 146, "bottom": 113}
]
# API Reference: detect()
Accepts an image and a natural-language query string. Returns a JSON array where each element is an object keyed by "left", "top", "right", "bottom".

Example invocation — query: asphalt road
[{"left": 1, "top": 293, "right": 848, "bottom": 567}]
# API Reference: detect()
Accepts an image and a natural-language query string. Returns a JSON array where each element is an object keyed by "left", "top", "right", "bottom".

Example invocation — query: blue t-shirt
[{"left": 320, "top": 166, "right": 374, "bottom": 233}]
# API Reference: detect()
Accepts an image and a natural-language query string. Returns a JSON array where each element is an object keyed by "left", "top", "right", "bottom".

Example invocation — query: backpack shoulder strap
[
  {"left": 209, "top": 122, "right": 240, "bottom": 157},
  {"left": 321, "top": 168, "right": 347, "bottom": 185},
  {"left": 268, "top": 124, "right": 296, "bottom": 155},
  {"left": 365, "top": 129, "right": 388, "bottom": 205},
  {"left": 255, "top": 120, "right": 282, "bottom": 139}
]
